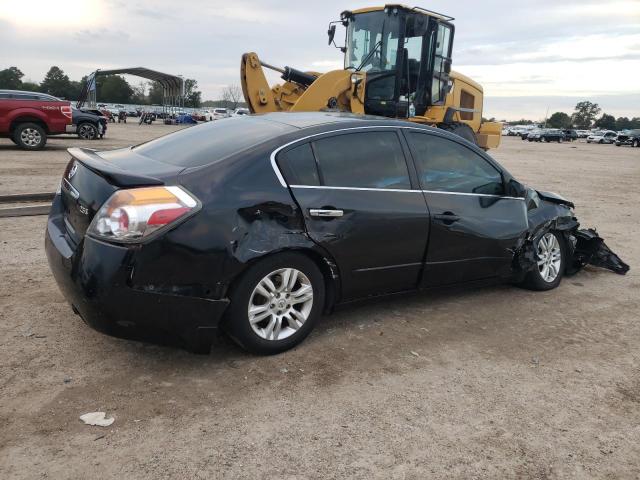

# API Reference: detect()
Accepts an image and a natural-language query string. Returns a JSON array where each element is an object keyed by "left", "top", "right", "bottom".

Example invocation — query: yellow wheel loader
[{"left": 241, "top": 5, "right": 501, "bottom": 149}]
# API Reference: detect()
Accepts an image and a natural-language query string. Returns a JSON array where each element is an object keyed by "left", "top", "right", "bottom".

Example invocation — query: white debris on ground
[{"left": 79, "top": 412, "right": 115, "bottom": 427}]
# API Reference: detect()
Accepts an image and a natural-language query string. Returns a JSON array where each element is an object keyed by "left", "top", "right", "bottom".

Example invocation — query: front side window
[
  {"left": 313, "top": 131, "right": 410, "bottom": 189},
  {"left": 408, "top": 132, "right": 504, "bottom": 195}
]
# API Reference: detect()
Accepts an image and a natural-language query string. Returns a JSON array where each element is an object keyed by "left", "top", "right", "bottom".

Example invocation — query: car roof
[
  {"left": 0, "top": 89, "right": 60, "bottom": 100},
  {"left": 254, "top": 111, "right": 436, "bottom": 131}
]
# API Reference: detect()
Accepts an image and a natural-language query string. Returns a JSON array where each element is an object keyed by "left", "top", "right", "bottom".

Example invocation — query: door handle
[
  {"left": 433, "top": 212, "right": 460, "bottom": 224},
  {"left": 309, "top": 208, "right": 344, "bottom": 218}
]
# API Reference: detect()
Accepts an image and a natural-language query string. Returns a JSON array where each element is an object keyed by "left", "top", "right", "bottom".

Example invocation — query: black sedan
[
  {"left": 45, "top": 113, "right": 628, "bottom": 354},
  {"left": 71, "top": 108, "right": 107, "bottom": 140},
  {"left": 615, "top": 129, "right": 640, "bottom": 147}
]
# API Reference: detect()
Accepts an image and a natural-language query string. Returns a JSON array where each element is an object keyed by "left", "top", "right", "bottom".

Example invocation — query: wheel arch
[
  {"left": 228, "top": 246, "right": 340, "bottom": 315},
  {"left": 10, "top": 117, "right": 49, "bottom": 134}
]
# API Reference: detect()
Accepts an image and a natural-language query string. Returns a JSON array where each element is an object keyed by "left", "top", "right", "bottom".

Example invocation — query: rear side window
[
  {"left": 408, "top": 133, "right": 504, "bottom": 195},
  {"left": 313, "top": 131, "right": 410, "bottom": 189},
  {"left": 133, "top": 117, "right": 295, "bottom": 167},
  {"left": 277, "top": 143, "right": 320, "bottom": 186}
]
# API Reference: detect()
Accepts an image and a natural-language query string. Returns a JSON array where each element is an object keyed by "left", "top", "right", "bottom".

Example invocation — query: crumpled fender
[
  {"left": 566, "top": 228, "right": 630, "bottom": 275},
  {"left": 536, "top": 190, "right": 575, "bottom": 209},
  {"left": 513, "top": 193, "right": 629, "bottom": 279}
]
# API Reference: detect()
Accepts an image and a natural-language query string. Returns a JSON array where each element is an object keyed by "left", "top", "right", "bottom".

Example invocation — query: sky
[{"left": 0, "top": 0, "right": 639, "bottom": 120}]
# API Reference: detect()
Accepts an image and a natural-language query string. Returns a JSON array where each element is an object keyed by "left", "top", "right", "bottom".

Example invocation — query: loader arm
[{"left": 241, "top": 52, "right": 366, "bottom": 114}]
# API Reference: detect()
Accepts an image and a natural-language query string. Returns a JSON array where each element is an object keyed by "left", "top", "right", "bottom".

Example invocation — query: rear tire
[
  {"left": 438, "top": 122, "right": 477, "bottom": 145},
  {"left": 223, "top": 252, "right": 325, "bottom": 355},
  {"left": 521, "top": 231, "right": 565, "bottom": 291},
  {"left": 13, "top": 123, "right": 46, "bottom": 150}
]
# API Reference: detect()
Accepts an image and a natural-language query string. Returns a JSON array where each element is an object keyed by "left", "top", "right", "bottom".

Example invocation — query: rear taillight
[
  {"left": 87, "top": 186, "right": 199, "bottom": 243},
  {"left": 61, "top": 105, "right": 72, "bottom": 119}
]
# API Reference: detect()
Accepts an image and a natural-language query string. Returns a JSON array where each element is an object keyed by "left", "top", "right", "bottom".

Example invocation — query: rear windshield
[{"left": 133, "top": 117, "right": 295, "bottom": 167}]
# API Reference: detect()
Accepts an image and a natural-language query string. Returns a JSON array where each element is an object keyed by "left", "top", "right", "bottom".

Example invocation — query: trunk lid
[{"left": 60, "top": 147, "right": 184, "bottom": 244}]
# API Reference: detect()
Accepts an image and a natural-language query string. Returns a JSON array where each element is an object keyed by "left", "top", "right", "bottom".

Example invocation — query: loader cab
[{"left": 341, "top": 6, "right": 454, "bottom": 118}]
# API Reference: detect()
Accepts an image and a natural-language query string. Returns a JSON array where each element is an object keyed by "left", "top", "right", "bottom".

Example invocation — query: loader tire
[{"left": 438, "top": 122, "right": 478, "bottom": 146}]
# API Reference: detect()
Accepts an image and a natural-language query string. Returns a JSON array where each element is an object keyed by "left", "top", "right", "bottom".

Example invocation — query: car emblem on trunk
[{"left": 68, "top": 162, "right": 78, "bottom": 179}]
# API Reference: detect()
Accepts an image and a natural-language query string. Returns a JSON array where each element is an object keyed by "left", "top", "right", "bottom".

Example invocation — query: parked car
[
  {"left": 70, "top": 107, "right": 107, "bottom": 140},
  {"left": 527, "top": 129, "right": 565, "bottom": 143},
  {"left": 0, "top": 89, "right": 73, "bottom": 149},
  {"left": 202, "top": 108, "right": 230, "bottom": 121},
  {"left": 575, "top": 130, "right": 590, "bottom": 138},
  {"left": 45, "top": 112, "right": 626, "bottom": 354},
  {"left": 233, "top": 108, "right": 250, "bottom": 116},
  {"left": 586, "top": 130, "right": 617, "bottom": 144},
  {"left": 562, "top": 129, "right": 578, "bottom": 142},
  {"left": 527, "top": 129, "right": 542, "bottom": 142},
  {"left": 615, "top": 129, "right": 640, "bottom": 147},
  {"left": 521, "top": 131, "right": 532, "bottom": 140}
]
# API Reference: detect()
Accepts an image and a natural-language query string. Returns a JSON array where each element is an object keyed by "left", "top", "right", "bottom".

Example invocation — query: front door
[
  {"left": 277, "top": 129, "right": 430, "bottom": 299},
  {"left": 404, "top": 130, "right": 528, "bottom": 287}
]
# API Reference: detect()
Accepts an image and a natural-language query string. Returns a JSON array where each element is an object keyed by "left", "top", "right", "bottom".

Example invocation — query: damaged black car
[{"left": 45, "top": 112, "right": 629, "bottom": 355}]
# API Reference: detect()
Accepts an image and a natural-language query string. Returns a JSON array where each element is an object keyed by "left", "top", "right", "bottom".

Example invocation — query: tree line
[
  {"left": 543, "top": 101, "right": 638, "bottom": 130},
  {"left": 0, "top": 66, "right": 203, "bottom": 108}
]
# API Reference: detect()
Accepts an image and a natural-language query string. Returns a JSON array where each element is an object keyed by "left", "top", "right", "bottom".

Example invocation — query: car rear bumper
[{"left": 45, "top": 198, "right": 229, "bottom": 349}]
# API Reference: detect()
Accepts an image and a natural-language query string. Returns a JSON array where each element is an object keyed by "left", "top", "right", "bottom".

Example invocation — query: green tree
[
  {"left": 97, "top": 75, "right": 133, "bottom": 103},
  {"left": 20, "top": 81, "right": 40, "bottom": 92},
  {"left": 630, "top": 117, "right": 640, "bottom": 129},
  {"left": 40, "top": 66, "right": 74, "bottom": 98},
  {"left": 547, "top": 112, "right": 572, "bottom": 129},
  {"left": 184, "top": 78, "right": 202, "bottom": 108},
  {"left": 0, "top": 66, "right": 24, "bottom": 89},
  {"left": 616, "top": 117, "right": 632, "bottom": 130},
  {"left": 594, "top": 113, "right": 617, "bottom": 131},
  {"left": 572, "top": 101, "right": 601, "bottom": 128},
  {"left": 148, "top": 81, "right": 164, "bottom": 104},
  {"left": 131, "top": 82, "right": 148, "bottom": 104}
]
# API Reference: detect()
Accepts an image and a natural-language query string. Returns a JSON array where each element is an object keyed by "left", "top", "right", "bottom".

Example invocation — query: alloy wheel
[
  {"left": 537, "top": 233, "right": 562, "bottom": 283},
  {"left": 20, "top": 128, "right": 41, "bottom": 147},
  {"left": 79, "top": 124, "right": 96, "bottom": 139},
  {"left": 248, "top": 268, "right": 314, "bottom": 341}
]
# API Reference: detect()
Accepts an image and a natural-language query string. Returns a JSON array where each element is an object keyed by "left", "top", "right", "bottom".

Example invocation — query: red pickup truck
[{"left": 0, "top": 89, "right": 73, "bottom": 150}]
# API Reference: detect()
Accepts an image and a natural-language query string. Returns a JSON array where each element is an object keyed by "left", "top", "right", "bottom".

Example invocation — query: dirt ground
[{"left": 1, "top": 126, "right": 639, "bottom": 479}]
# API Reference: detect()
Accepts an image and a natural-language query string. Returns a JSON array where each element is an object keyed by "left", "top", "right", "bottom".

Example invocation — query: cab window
[
  {"left": 408, "top": 132, "right": 504, "bottom": 195},
  {"left": 313, "top": 131, "right": 411, "bottom": 190}
]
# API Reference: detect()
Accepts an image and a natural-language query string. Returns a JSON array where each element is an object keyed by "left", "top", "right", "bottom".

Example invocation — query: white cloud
[{"left": 0, "top": 0, "right": 638, "bottom": 119}]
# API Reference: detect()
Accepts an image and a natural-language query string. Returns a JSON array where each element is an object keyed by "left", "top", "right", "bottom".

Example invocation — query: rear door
[
  {"left": 404, "top": 131, "right": 527, "bottom": 287},
  {"left": 277, "top": 128, "right": 430, "bottom": 299}
]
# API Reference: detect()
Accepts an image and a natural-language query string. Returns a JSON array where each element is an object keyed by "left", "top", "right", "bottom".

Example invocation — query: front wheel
[
  {"left": 633, "top": 139, "right": 639, "bottom": 147},
  {"left": 77, "top": 122, "right": 98, "bottom": 140},
  {"left": 224, "top": 253, "right": 325, "bottom": 354},
  {"left": 521, "top": 231, "right": 565, "bottom": 291}
]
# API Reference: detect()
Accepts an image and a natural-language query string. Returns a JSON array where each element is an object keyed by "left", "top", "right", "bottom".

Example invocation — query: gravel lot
[{"left": 1, "top": 125, "right": 639, "bottom": 479}]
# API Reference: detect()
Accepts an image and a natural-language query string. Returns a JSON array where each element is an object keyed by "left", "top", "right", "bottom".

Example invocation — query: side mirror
[
  {"left": 328, "top": 25, "right": 336, "bottom": 46},
  {"left": 443, "top": 58, "right": 452, "bottom": 74},
  {"left": 507, "top": 179, "right": 527, "bottom": 198}
]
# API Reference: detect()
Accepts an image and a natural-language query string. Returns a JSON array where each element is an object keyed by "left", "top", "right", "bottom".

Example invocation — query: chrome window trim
[
  {"left": 290, "top": 185, "right": 422, "bottom": 193},
  {"left": 291, "top": 184, "right": 524, "bottom": 200},
  {"left": 271, "top": 125, "right": 524, "bottom": 201},
  {"left": 270, "top": 125, "right": 426, "bottom": 188}
]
